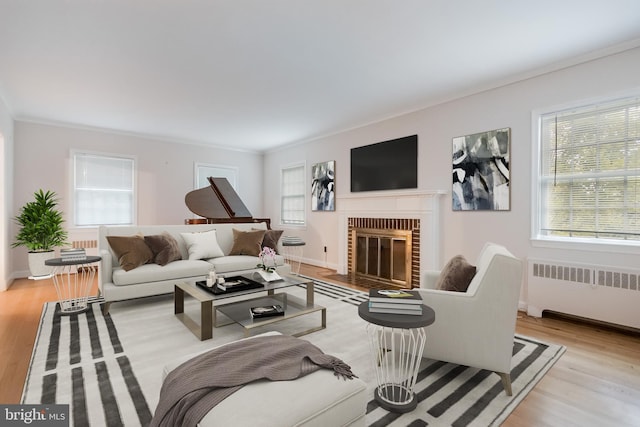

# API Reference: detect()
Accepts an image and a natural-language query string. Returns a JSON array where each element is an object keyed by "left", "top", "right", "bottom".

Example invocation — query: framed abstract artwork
[
  {"left": 311, "top": 160, "right": 335, "bottom": 211},
  {"left": 452, "top": 128, "right": 510, "bottom": 211}
]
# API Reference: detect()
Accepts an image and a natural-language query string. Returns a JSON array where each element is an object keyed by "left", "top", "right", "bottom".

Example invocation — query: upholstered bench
[{"left": 162, "top": 332, "right": 368, "bottom": 426}]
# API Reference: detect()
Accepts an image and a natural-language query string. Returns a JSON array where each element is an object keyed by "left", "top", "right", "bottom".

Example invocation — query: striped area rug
[
  {"left": 22, "top": 281, "right": 565, "bottom": 426},
  {"left": 22, "top": 298, "right": 152, "bottom": 426}
]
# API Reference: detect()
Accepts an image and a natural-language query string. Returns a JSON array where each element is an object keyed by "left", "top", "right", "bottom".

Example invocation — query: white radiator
[
  {"left": 71, "top": 240, "right": 99, "bottom": 257},
  {"left": 527, "top": 258, "right": 640, "bottom": 330},
  {"left": 72, "top": 239, "right": 97, "bottom": 249}
]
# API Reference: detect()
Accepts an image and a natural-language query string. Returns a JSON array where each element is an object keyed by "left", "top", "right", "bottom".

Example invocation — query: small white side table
[
  {"left": 358, "top": 301, "right": 435, "bottom": 413},
  {"left": 45, "top": 256, "right": 101, "bottom": 314},
  {"left": 281, "top": 237, "right": 305, "bottom": 276}
]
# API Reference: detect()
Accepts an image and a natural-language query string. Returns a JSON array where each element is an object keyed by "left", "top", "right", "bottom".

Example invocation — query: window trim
[
  {"left": 530, "top": 91, "right": 640, "bottom": 255},
  {"left": 71, "top": 150, "right": 137, "bottom": 227},
  {"left": 280, "top": 162, "right": 306, "bottom": 227},
  {"left": 194, "top": 162, "right": 239, "bottom": 190}
]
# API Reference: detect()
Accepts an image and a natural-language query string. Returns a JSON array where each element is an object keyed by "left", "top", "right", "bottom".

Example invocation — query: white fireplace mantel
[{"left": 336, "top": 190, "right": 447, "bottom": 282}]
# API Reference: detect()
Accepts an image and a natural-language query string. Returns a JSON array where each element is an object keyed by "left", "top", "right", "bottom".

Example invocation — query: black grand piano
[{"left": 185, "top": 177, "right": 271, "bottom": 228}]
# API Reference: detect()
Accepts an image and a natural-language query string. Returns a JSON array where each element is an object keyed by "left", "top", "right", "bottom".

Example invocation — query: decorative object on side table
[
  {"left": 256, "top": 246, "right": 282, "bottom": 282},
  {"left": 368, "top": 289, "right": 423, "bottom": 315},
  {"left": 12, "top": 189, "right": 69, "bottom": 278},
  {"left": 60, "top": 247, "right": 87, "bottom": 261}
]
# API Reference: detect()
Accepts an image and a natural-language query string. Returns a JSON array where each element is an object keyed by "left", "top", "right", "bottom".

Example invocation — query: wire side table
[
  {"left": 281, "top": 237, "right": 305, "bottom": 276},
  {"left": 45, "top": 256, "right": 101, "bottom": 315},
  {"left": 358, "top": 301, "right": 435, "bottom": 413}
]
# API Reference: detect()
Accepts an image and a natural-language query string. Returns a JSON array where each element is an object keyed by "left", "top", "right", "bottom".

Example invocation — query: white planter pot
[
  {"left": 28, "top": 250, "right": 55, "bottom": 278},
  {"left": 254, "top": 269, "right": 282, "bottom": 282}
]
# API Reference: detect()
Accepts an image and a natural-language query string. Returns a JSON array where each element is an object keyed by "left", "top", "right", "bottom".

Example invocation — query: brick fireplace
[
  {"left": 348, "top": 217, "right": 420, "bottom": 288},
  {"left": 337, "top": 190, "right": 446, "bottom": 288}
]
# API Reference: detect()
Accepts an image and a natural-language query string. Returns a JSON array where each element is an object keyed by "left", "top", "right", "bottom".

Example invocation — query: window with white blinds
[
  {"left": 536, "top": 95, "right": 640, "bottom": 243},
  {"left": 73, "top": 152, "right": 136, "bottom": 226},
  {"left": 281, "top": 163, "right": 305, "bottom": 225}
]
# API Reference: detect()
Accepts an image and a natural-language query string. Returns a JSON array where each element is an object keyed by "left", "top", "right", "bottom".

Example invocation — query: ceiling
[{"left": 1, "top": 1, "right": 640, "bottom": 152}]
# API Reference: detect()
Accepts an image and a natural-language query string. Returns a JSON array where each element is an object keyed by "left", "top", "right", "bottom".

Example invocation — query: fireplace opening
[
  {"left": 348, "top": 218, "right": 420, "bottom": 289},
  {"left": 355, "top": 230, "right": 411, "bottom": 285}
]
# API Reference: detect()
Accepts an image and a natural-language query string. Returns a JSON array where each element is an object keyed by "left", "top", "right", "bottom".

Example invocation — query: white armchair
[{"left": 418, "top": 242, "right": 523, "bottom": 395}]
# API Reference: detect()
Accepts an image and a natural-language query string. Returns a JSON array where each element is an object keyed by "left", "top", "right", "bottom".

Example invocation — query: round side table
[
  {"left": 45, "top": 256, "right": 101, "bottom": 315},
  {"left": 358, "top": 301, "right": 435, "bottom": 413},
  {"left": 281, "top": 237, "right": 305, "bottom": 276}
]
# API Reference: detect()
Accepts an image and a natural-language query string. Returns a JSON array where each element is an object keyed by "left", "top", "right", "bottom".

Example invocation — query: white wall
[
  {"left": 7, "top": 46, "right": 640, "bottom": 324},
  {"left": 0, "top": 96, "right": 14, "bottom": 290},
  {"left": 263, "top": 46, "right": 640, "bottom": 315},
  {"left": 11, "top": 122, "right": 264, "bottom": 276}
]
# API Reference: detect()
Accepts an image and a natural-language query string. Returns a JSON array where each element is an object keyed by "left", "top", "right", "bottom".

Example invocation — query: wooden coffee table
[{"left": 174, "top": 272, "right": 325, "bottom": 340}]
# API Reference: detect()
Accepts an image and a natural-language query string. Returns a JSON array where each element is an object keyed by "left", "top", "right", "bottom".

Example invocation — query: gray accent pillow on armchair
[{"left": 435, "top": 255, "right": 477, "bottom": 292}]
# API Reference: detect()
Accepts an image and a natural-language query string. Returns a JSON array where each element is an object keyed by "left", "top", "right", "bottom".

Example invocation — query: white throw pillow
[{"left": 180, "top": 230, "right": 224, "bottom": 260}]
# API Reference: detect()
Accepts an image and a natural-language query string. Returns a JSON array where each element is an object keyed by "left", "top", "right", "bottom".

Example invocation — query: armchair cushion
[{"left": 435, "top": 255, "right": 476, "bottom": 292}]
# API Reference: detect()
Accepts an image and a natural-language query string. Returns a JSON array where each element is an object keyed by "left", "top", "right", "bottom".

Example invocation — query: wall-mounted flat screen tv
[{"left": 350, "top": 135, "right": 418, "bottom": 192}]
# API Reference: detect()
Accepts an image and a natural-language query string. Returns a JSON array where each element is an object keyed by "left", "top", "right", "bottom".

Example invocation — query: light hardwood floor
[{"left": 2, "top": 265, "right": 639, "bottom": 426}]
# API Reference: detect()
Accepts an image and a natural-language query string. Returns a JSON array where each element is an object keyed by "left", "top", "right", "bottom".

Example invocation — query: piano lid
[{"left": 185, "top": 177, "right": 253, "bottom": 220}]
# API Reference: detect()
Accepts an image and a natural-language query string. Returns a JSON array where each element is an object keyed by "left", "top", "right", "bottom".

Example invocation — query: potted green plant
[{"left": 12, "top": 189, "right": 69, "bottom": 277}]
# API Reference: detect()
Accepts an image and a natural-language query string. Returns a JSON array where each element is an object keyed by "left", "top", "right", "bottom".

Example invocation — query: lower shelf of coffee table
[{"left": 214, "top": 292, "right": 326, "bottom": 337}]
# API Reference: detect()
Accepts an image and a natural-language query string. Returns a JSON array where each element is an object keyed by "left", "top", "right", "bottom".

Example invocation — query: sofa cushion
[
  {"left": 181, "top": 229, "right": 224, "bottom": 260},
  {"left": 208, "top": 255, "right": 261, "bottom": 274},
  {"left": 208, "top": 254, "right": 286, "bottom": 274},
  {"left": 435, "top": 255, "right": 477, "bottom": 292},
  {"left": 112, "top": 260, "right": 212, "bottom": 286},
  {"left": 106, "top": 234, "right": 154, "bottom": 271},
  {"left": 256, "top": 228, "right": 284, "bottom": 253},
  {"left": 229, "top": 229, "right": 266, "bottom": 256},
  {"left": 144, "top": 232, "right": 182, "bottom": 266}
]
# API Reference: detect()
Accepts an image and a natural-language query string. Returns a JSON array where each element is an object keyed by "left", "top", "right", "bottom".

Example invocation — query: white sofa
[
  {"left": 98, "top": 222, "right": 289, "bottom": 314},
  {"left": 418, "top": 242, "right": 523, "bottom": 395}
]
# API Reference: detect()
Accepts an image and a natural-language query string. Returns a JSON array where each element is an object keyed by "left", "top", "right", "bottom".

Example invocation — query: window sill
[
  {"left": 531, "top": 236, "right": 640, "bottom": 255},
  {"left": 279, "top": 223, "right": 307, "bottom": 230}
]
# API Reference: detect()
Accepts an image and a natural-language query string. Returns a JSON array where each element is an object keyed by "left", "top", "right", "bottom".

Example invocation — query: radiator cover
[{"left": 527, "top": 258, "right": 640, "bottom": 330}]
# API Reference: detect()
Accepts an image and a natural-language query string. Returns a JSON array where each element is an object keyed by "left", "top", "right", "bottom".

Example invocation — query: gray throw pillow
[{"left": 435, "top": 255, "right": 477, "bottom": 292}]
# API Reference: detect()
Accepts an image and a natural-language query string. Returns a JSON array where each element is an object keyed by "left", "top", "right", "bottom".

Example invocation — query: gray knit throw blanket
[{"left": 150, "top": 335, "right": 357, "bottom": 427}]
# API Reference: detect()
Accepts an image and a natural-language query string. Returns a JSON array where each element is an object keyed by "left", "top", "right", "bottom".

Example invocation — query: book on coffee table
[{"left": 250, "top": 304, "right": 285, "bottom": 318}]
